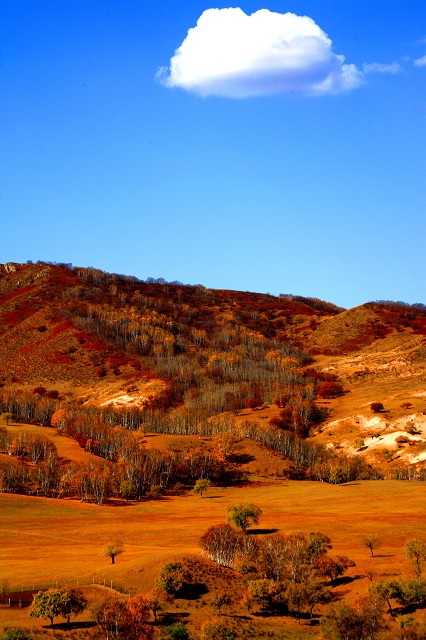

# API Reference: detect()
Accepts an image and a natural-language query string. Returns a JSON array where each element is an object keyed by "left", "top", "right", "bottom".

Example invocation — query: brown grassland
[{"left": 1, "top": 476, "right": 426, "bottom": 638}]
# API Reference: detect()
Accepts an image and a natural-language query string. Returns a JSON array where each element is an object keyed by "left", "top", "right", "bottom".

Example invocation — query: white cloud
[
  {"left": 363, "top": 61, "right": 404, "bottom": 75},
  {"left": 414, "top": 54, "right": 426, "bottom": 67},
  {"left": 157, "top": 8, "right": 365, "bottom": 98}
]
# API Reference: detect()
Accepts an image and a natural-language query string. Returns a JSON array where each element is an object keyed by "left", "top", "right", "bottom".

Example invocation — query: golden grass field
[{"left": 1, "top": 478, "right": 425, "bottom": 638}]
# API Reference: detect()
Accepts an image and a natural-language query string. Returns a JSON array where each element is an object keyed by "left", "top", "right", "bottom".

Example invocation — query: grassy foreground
[{"left": 1, "top": 479, "right": 425, "bottom": 636}]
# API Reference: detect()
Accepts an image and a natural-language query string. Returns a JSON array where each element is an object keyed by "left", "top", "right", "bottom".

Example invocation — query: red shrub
[
  {"left": 246, "top": 397, "right": 263, "bottom": 409},
  {"left": 316, "top": 382, "right": 344, "bottom": 398},
  {"left": 33, "top": 386, "right": 47, "bottom": 396}
]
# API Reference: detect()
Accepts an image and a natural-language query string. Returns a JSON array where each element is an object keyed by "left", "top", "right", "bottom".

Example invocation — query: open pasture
[{"left": 1, "top": 480, "right": 425, "bottom": 595}]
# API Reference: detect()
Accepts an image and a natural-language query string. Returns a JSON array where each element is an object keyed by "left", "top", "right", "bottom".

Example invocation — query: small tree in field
[
  {"left": 193, "top": 478, "right": 211, "bottom": 497},
  {"left": 30, "top": 589, "right": 64, "bottom": 626},
  {"left": 1, "top": 412, "right": 13, "bottom": 426},
  {"left": 227, "top": 503, "right": 262, "bottom": 533},
  {"left": 370, "top": 402, "right": 385, "bottom": 413},
  {"left": 207, "top": 591, "right": 232, "bottom": 616},
  {"left": 405, "top": 539, "right": 426, "bottom": 578},
  {"left": 103, "top": 539, "right": 124, "bottom": 564},
  {"left": 362, "top": 535, "right": 382, "bottom": 558},
  {"left": 144, "top": 587, "right": 168, "bottom": 623}
]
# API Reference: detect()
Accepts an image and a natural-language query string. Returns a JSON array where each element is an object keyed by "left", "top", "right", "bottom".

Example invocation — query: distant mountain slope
[
  {"left": 0, "top": 261, "right": 339, "bottom": 395},
  {"left": 306, "top": 301, "right": 426, "bottom": 355},
  {"left": 1, "top": 261, "right": 425, "bottom": 471}
]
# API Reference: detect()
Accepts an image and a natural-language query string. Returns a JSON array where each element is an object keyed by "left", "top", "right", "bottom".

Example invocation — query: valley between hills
[{"left": 0, "top": 261, "right": 425, "bottom": 640}]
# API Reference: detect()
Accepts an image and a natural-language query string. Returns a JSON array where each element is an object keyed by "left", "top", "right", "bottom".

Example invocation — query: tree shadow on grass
[
  {"left": 43, "top": 621, "right": 96, "bottom": 631},
  {"left": 177, "top": 582, "right": 208, "bottom": 601},
  {"left": 332, "top": 574, "right": 364, "bottom": 588},
  {"left": 160, "top": 611, "right": 190, "bottom": 625},
  {"left": 248, "top": 528, "right": 280, "bottom": 536}
]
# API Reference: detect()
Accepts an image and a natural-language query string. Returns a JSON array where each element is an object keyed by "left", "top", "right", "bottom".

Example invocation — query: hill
[{"left": 0, "top": 260, "right": 425, "bottom": 474}]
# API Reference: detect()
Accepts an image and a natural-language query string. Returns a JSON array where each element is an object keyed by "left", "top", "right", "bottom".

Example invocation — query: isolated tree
[
  {"left": 405, "top": 540, "right": 426, "bottom": 578},
  {"left": 193, "top": 478, "right": 211, "bottom": 498},
  {"left": 227, "top": 503, "right": 262, "bottom": 533},
  {"left": 30, "top": 589, "right": 64, "bottom": 627},
  {"left": 207, "top": 591, "right": 232, "bottom": 616},
  {"left": 370, "top": 402, "right": 385, "bottom": 413},
  {"left": 103, "top": 539, "right": 124, "bottom": 565},
  {"left": 362, "top": 535, "right": 382, "bottom": 558}
]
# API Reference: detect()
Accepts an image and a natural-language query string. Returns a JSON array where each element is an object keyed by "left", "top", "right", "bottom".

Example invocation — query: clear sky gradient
[{"left": 1, "top": 1, "right": 425, "bottom": 308}]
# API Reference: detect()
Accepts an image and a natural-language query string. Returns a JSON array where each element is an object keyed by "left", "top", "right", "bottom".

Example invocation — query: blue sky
[{"left": 1, "top": 1, "right": 425, "bottom": 308}]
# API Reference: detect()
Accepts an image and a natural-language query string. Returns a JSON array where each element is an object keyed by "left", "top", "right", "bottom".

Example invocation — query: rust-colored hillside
[{"left": 1, "top": 260, "right": 425, "bottom": 470}]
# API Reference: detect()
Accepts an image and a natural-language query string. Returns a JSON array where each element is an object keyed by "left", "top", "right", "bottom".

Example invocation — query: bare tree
[
  {"left": 405, "top": 539, "right": 426, "bottom": 578},
  {"left": 103, "top": 539, "right": 124, "bottom": 565},
  {"left": 362, "top": 535, "right": 382, "bottom": 558}
]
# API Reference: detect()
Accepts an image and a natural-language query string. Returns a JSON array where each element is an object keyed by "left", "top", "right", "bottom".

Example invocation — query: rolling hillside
[{"left": 1, "top": 260, "right": 425, "bottom": 473}]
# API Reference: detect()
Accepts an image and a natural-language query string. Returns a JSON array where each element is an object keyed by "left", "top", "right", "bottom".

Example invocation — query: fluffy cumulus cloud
[
  {"left": 363, "top": 61, "right": 404, "bottom": 75},
  {"left": 157, "top": 8, "right": 365, "bottom": 98}
]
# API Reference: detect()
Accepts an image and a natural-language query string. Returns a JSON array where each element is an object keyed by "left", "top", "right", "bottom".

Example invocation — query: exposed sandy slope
[
  {"left": 323, "top": 412, "right": 426, "bottom": 464},
  {"left": 97, "top": 379, "right": 165, "bottom": 407}
]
